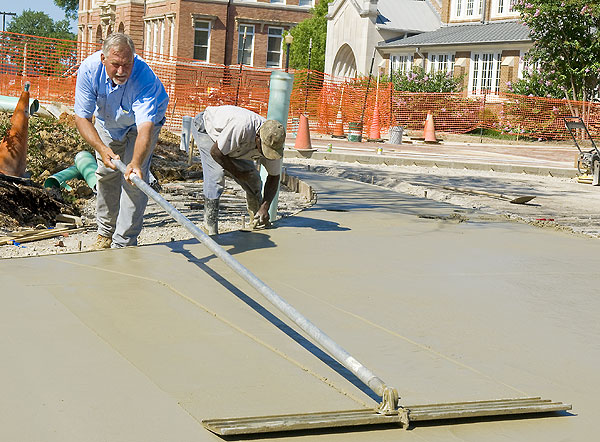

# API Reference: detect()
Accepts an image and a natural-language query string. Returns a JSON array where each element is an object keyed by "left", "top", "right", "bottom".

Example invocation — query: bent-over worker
[
  {"left": 191, "top": 105, "right": 285, "bottom": 235},
  {"left": 74, "top": 33, "right": 169, "bottom": 248}
]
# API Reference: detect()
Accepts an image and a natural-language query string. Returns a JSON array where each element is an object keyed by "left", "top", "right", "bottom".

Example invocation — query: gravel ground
[
  {"left": 2, "top": 156, "right": 599, "bottom": 259},
  {"left": 0, "top": 178, "right": 311, "bottom": 259}
]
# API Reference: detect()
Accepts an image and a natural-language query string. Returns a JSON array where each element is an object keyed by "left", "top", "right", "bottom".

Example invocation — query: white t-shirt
[{"left": 203, "top": 105, "right": 282, "bottom": 175}]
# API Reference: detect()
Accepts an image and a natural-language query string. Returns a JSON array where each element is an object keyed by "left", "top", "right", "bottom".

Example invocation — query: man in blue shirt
[{"left": 74, "top": 33, "right": 169, "bottom": 248}]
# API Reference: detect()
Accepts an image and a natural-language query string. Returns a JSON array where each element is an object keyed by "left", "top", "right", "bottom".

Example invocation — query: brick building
[
  {"left": 325, "top": 0, "right": 533, "bottom": 97},
  {"left": 77, "top": 0, "right": 318, "bottom": 69}
]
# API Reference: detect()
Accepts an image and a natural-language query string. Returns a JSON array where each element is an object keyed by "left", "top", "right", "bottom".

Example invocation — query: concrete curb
[
  {"left": 280, "top": 167, "right": 316, "bottom": 202},
  {"left": 284, "top": 149, "right": 578, "bottom": 179}
]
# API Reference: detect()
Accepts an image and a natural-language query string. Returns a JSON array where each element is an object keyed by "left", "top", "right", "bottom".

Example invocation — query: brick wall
[
  {"left": 454, "top": 50, "right": 471, "bottom": 93},
  {"left": 79, "top": 0, "right": 316, "bottom": 68},
  {"left": 500, "top": 49, "right": 520, "bottom": 93}
]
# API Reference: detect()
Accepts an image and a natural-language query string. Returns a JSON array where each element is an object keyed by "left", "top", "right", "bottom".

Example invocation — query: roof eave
[
  {"left": 375, "top": 25, "right": 434, "bottom": 34},
  {"left": 378, "top": 38, "right": 533, "bottom": 49}
]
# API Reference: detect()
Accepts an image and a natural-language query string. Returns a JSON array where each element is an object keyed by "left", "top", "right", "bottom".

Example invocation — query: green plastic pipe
[
  {"left": 43, "top": 165, "right": 82, "bottom": 191},
  {"left": 0, "top": 95, "right": 40, "bottom": 115},
  {"left": 261, "top": 70, "right": 294, "bottom": 222},
  {"left": 74, "top": 150, "right": 98, "bottom": 192}
]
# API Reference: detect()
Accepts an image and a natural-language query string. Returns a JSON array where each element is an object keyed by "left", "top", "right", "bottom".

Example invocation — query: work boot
[
  {"left": 93, "top": 234, "right": 112, "bottom": 249},
  {"left": 246, "top": 193, "right": 261, "bottom": 229},
  {"left": 204, "top": 198, "right": 219, "bottom": 235}
]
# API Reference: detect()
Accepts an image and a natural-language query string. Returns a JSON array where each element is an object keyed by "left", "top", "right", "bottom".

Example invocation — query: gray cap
[{"left": 259, "top": 120, "right": 285, "bottom": 160}]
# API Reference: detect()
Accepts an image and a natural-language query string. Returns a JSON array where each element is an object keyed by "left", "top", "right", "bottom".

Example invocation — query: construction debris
[{"left": 0, "top": 225, "right": 86, "bottom": 246}]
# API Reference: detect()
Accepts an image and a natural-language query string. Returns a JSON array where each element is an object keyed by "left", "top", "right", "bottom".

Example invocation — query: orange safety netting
[{"left": 1, "top": 31, "right": 599, "bottom": 141}]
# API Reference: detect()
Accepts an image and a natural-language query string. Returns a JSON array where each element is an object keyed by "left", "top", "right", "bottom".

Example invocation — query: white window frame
[
  {"left": 298, "top": 0, "right": 314, "bottom": 6},
  {"left": 193, "top": 20, "right": 211, "bottom": 63},
  {"left": 390, "top": 54, "right": 413, "bottom": 74},
  {"left": 427, "top": 53, "right": 456, "bottom": 74},
  {"left": 159, "top": 19, "right": 165, "bottom": 55},
  {"left": 152, "top": 21, "right": 159, "bottom": 55},
  {"left": 518, "top": 50, "right": 540, "bottom": 79},
  {"left": 237, "top": 24, "right": 255, "bottom": 66},
  {"left": 491, "top": 0, "right": 518, "bottom": 18},
  {"left": 451, "top": 0, "right": 483, "bottom": 20},
  {"left": 145, "top": 21, "right": 152, "bottom": 53},
  {"left": 266, "top": 26, "right": 283, "bottom": 68},
  {"left": 169, "top": 16, "right": 175, "bottom": 58},
  {"left": 470, "top": 52, "right": 502, "bottom": 95}
]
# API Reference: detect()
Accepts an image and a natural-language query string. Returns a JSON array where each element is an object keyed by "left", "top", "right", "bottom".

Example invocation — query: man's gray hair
[{"left": 102, "top": 33, "right": 135, "bottom": 56}]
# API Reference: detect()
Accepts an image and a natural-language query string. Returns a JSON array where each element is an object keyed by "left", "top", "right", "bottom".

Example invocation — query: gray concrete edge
[{"left": 284, "top": 149, "right": 578, "bottom": 178}]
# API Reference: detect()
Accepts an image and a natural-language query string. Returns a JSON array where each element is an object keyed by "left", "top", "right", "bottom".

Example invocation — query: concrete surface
[{"left": 1, "top": 167, "right": 599, "bottom": 441}]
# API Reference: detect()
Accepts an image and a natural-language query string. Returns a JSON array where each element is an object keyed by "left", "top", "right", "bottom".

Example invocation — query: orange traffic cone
[
  {"left": 368, "top": 100, "right": 382, "bottom": 141},
  {"left": 332, "top": 109, "right": 345, "bottom": 138},
  {"left": 423, "top": 112, "right": 438, "bottom": 144},
  {"left": 0, "top": 82, "right": 31, "bottom": 177},
  {"left": 294, "top": 114, "right": 313, "bottom": 150}
]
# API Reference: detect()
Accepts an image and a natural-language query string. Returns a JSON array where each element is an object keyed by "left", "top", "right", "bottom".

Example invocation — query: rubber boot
[
  {"left": 204, "top": 198, "right": 219, "bottom": 235},
  {"left": 246, "top": 193, "right": 261, "bottom": 229}
]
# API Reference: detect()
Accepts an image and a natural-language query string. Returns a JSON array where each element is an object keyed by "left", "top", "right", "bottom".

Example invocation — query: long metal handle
[{"left": 113, "top": 159, "right": 397, "bottom": 408}]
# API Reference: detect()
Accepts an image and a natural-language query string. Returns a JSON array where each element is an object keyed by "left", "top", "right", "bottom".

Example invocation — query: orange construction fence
[{"left": 1, "top": 31, "right": 599, "bottom": 141}]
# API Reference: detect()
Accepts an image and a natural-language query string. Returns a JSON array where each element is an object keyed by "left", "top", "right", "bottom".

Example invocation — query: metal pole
[
  {"left": 235, "top": 27, "right": 247, "bottom": 106},
  {"left": 303, "top": 37, "right": 312, "bottom": 114},
  {"left": 285, "top": 43, "right": 290, "bottom": 73},
  {"left": 112, "top": 158, "right": 397, "bottom": 407},
  {"left": 359, "top": 48, "right": 376, "bottom": 139},
  {"left": 1, "top": 12, "right": 17, "bottom": 32}
]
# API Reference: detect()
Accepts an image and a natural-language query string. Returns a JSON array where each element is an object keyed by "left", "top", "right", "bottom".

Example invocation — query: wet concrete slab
[{"left": 1, "top": 168, "right": 599, "bottom": 441}]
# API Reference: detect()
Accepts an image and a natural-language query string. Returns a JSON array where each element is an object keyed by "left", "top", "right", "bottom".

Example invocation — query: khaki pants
[{"left": 94, "top": 120, "right": 162, "bottom": 247}]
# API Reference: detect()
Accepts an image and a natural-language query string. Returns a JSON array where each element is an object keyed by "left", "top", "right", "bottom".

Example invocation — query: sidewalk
[{"left": 285, "top": 134, "right": 580, "bottom": 178}]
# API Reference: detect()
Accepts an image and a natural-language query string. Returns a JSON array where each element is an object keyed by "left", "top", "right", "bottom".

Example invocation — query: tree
[
  {"left": 507, "top": 70, "right": 566, "bottom": 99},
  {"left": 7, "top": 10, "right": 75, "bottom": 40},
  {"left": 513, "top": 0, "right": 600, "bottom": 107},
  {"left": 54, "top": 0, "right": 79, "bottom": 20},
  {"left": 286, "top": 0, "right": 332, "bottom": 73}
]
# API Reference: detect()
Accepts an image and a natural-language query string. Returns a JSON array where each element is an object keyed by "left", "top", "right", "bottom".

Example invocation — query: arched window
[
  {"left": 96, "top": 25, "right": 103, "bottom": 44},
  {"left": 118, "top": 22, "right": 125, "bottom": 33}
]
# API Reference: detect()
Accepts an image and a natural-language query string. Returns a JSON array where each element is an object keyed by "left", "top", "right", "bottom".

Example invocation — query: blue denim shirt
[{"left": 74, "top": 50, "right": 169, "bottom": 141}]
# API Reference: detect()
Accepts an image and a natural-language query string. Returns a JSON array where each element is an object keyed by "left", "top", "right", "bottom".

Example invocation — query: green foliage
[
  {"left": 512, "top": 0, "right": 600, "bottom": 101},
  {"left": 286, "top": 0, "right": 332, "bottom": 73},
  {"left": 0, "top": 114, "right": 9, "bottom": 140},
  {"left": 26, "top": 117, "right": 90, "bottom": 179},
  {"left": 466, "top": 128, "right": 524, "bottom": 141},
  {"left": 507, "top": 69, "right": 566, "bottom": 99},
  {"left": 391, "top": 67, "right": 464, "bottom": 93},
  {"left": 53, "top": 0, "right": 79, "bottom": 20},
  {"left": 7, "top": 10, "right": 75, "bottom": 40}
]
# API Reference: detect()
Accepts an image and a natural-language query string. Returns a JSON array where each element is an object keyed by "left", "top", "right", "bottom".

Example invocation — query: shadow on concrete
[
  {"left": 276, "top": 215, "right": 351, "bottom": 232},
  {"left": 164, "top": 237, "right": 381, "bottom": 404}
]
